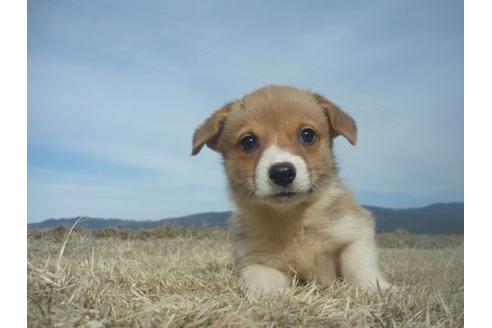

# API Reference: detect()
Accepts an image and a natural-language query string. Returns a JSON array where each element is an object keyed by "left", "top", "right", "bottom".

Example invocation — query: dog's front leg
[
  {"left": 241, "top": 264, "right": 290, "bottom": 294},
  {"left": 339, "top": 235, "right": 390, "bottom": 290}
]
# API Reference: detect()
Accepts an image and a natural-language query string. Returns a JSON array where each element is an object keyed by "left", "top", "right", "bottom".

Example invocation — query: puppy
[{"left": 192, "top": 86, "right": 389, "bottom": 294}]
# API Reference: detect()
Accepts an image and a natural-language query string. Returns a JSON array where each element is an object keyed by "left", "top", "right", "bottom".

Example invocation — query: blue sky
[{"left": 27, "top": 0, "right": 463, "bottom": 222}]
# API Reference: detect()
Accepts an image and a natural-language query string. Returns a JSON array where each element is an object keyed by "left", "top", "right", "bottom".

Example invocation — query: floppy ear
[
  {"left": 313, "top": 93, "right": 357, "bottom": 145},
  {"left": 191, "top": 102, "right": 233, "bottom": 155}
]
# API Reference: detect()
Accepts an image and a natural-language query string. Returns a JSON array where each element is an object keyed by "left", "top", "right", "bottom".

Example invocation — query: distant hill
[
  {"left": 27, "top": 212, "right": 232, "bottom": 230},
  {"left": 366, "top": 202, "right": 463, "bottom": 234},
  {"left": 27, "top": 202, "right": 463, "bottom": 235}
]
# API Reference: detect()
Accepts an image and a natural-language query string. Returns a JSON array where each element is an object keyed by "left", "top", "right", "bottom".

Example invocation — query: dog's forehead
[{"left": 226, "top": 87, "right": 326, "bottom": 130}]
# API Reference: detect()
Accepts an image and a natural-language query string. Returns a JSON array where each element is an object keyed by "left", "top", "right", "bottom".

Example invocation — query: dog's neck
[{"left": 238, "top": 203, "right": 307, "bottom": 241}]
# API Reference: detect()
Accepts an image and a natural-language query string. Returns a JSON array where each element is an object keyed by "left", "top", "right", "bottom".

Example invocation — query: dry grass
[{"left": 27, "top": 228, "right": 463, "bottom": 327}]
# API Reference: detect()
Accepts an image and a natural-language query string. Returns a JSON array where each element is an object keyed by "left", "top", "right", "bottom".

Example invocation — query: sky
[{"left": 27, "top": 0, "right": 464, "bottom": 222}]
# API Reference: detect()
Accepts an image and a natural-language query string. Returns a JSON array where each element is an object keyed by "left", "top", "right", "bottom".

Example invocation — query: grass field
[{"left": 27, "top": 228, "right": 463, "bottom": 327}]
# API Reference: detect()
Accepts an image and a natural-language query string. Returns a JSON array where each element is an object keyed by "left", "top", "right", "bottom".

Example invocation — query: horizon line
[{"left": 27, "top": 201, "right": 464, "bottom": 224}]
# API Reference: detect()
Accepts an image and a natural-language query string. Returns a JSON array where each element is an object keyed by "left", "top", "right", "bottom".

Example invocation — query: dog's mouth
[{"left": 264, "top": 188, "right": 314, "bottom": 201}]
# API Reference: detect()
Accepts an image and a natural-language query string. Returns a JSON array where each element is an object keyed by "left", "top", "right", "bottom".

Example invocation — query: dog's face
[{"left": 192, "top": 86, "right": 357, "bottom": 208}]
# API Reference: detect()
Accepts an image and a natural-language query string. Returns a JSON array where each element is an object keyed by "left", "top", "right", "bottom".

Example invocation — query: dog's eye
[
  {"left": 240, "top": 135, "right": 258, "bottom": 152},
  {"left": 299, "top": 128, "right": 317, "bottom": 145}
]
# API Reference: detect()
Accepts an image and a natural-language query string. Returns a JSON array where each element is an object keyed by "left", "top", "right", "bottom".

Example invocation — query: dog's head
[{"left": 192, "top": 86, "right": 357, "bottom": 208}]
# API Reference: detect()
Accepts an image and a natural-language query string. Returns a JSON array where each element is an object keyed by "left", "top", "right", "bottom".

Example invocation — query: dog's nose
[{"left": 268, "top": 162, "right": 296, "bottom": 187}]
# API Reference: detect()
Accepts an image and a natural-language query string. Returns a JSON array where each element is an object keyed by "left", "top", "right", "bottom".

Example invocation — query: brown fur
[{"left": 192, "top": 85, "right": 389, "bottom": 294}]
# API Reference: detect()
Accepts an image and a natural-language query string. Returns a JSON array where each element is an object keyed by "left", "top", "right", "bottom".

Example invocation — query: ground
[{"left": 27, "top": 228, "right": 463, "bottom": 327}]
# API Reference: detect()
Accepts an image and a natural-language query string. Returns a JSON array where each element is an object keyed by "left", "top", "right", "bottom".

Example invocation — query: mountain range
[{"left": 28, "top": 202, "right": 463, "bottom": 235}]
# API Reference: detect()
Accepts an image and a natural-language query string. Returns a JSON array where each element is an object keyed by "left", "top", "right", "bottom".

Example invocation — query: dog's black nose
[{"left": 268, "top": 162, "right": 296, "bottom": 187}]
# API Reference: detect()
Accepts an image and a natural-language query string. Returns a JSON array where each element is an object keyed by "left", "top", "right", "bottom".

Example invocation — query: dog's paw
[{"left": 241, "top": 264, "right": 290, "bottom": 300}]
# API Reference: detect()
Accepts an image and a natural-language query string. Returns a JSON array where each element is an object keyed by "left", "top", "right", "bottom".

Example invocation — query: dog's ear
[
  {"left": 192, "top": 102, "right": 233, "bottom": 155},
  {"left": 313, "top": 93, "right": 357, "bottom": 145}
]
